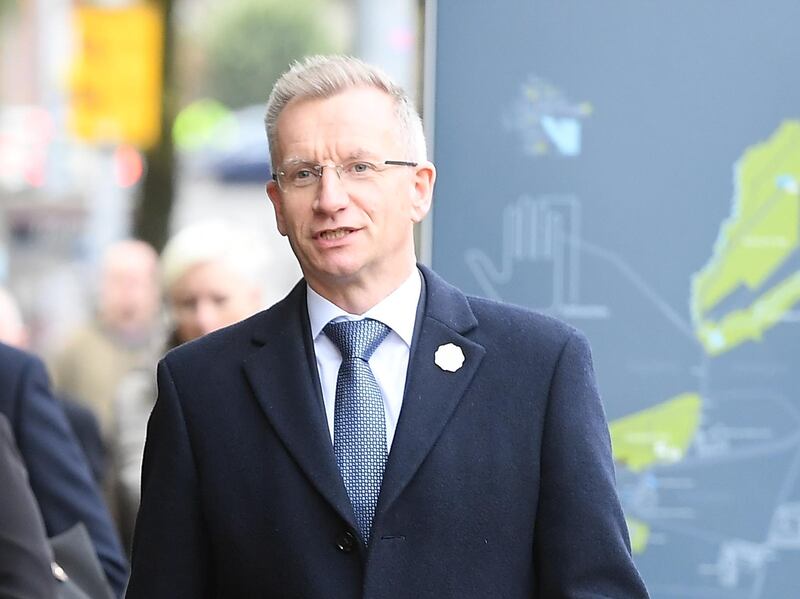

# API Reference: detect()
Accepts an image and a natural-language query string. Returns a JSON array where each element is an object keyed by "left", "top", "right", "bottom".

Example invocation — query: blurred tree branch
[{"left": 133, "top": 0, "right": 176, "bottom": 252}]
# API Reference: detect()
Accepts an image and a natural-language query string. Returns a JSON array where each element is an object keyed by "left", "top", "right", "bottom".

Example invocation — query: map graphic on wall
[{"left": 431, "top": 1, "right": 800, "bottom": 596}]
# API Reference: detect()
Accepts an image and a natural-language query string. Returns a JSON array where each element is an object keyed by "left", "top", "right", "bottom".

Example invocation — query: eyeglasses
[{"left": 272, "top": 159, "right": 418, "bottom": 193}]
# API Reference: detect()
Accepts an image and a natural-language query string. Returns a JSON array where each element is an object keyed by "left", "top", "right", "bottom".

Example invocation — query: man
[
  {"left": 50, "top": 239, "right": 163, "bottom": 437},
  {"left": 0, "top": 342, "right": 128, "bottom": 596},
  {"left": 128, "top": 55, "right": 648, "bottom": 598}
]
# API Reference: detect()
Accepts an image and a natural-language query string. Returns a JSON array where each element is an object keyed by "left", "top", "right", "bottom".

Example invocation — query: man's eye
[
  {"left": 348, "top": 162, "right": 374, "bottom": 175},
  {"left": 211, "top": 295, "right": 230, "bottom": 307},
  {"left": 293, "top": 169, "right": 314, "bottom": 180},
  {"left": 175, "top": 298, "right": 197, "bottom": 312}
]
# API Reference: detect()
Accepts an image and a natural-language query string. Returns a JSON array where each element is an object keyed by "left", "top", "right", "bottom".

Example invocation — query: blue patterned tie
[{"left": 324, "top": 318, "right": 390, "bottom": 542}]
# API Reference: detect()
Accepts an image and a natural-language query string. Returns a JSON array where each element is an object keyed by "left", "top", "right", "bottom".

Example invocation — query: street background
[{"left": 0, "top": 0, "right": 422, "bottom": 352}]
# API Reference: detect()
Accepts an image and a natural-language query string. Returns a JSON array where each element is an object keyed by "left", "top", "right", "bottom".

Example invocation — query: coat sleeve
[
  {"left": 0, "top": 414, "right": 58, "bottom": 599},
  {"left": 126, "top": 359, "right": 212, "bottom": 599},
  {"left": 533, "top": 330, "right": 649, "bottom": 598},
  {"left": 12, "top": 352, "right": 128, "bottom": 598}
]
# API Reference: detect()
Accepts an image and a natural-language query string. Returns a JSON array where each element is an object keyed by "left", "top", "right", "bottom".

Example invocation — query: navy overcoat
[{"left": 127, "top": 266, "right": 648, "bottom": 598}]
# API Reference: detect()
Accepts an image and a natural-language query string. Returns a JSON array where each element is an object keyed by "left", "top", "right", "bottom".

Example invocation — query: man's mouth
[{"left": 317, "top": 227, "right": 355, "bottom": 241}]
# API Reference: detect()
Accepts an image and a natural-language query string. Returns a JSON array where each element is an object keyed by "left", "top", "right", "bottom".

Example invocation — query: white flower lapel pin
[{"left": 434, "top": 343, "right": 465, "bottom": 373}]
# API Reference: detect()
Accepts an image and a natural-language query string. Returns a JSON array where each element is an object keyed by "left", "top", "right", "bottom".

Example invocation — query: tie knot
[{"left": 324, "top": 318, "right": 390, "bottom": 361}]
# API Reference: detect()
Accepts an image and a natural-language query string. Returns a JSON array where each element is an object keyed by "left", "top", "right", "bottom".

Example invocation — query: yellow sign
[{"left": 69, "top": 3, "right": 163, "bottom": 148}]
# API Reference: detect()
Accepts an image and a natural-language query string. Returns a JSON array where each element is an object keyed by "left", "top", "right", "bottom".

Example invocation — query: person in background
[
  {"left": 159, "top": 220, "right": 269, "bottom": 347},
  {"left": 0, "top": 412, "right": 58, "bottom": 599},
  {"left": 126, "top": 55, "right": 648, "bottom": 598},
  {"left": 112, "top": 220, "right": 268, "bottom": 551},
  {"left": 49, "top": 240, "right": 163, "bottom": 439},
  {"left": 0, "top": 341, "right": 128, "bottom": 596}
]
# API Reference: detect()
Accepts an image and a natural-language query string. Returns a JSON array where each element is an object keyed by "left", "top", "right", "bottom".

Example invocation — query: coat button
[{"left": 335, "top": 530, "right": 356, "bottom": 553}]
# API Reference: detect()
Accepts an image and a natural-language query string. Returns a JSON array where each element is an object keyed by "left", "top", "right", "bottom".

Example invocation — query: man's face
[
  {"left": 266, "top": 87, "right": 434, "bottom": 303},
  {"left": 99, "top": 251, "right": 160, "bottom": 336}
]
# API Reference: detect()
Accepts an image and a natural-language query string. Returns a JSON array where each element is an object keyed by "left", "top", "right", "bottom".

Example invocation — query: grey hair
[
  {"left": 265, "top": 55, "right": 427, "bottom": 169},
  {"left": 160, "top": 220, "right": 269, "bottom": 296}
]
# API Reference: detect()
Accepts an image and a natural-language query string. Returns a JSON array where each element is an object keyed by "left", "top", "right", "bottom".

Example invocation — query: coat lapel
[
  {"left": 377, "top": 266, "right": 486, "bottom": 517},
  {"left": 241, "top": 282, "right": 357, "bottom": 530},
  {"left": 239, "top": 270, "right": 486, "bottom": 534}
]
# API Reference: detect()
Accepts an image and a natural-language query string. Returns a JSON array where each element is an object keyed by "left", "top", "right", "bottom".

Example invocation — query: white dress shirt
[{"left": 306, "top": 269, "right": 422, "bottom": 451}]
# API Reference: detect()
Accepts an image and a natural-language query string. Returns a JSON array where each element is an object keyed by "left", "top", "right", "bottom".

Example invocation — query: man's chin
[
  {"left": 301, "top": 259, "right": 368, "bottom": 289},
  {"left": 314, "top": 265, "right": 364, "bottom": 285}
]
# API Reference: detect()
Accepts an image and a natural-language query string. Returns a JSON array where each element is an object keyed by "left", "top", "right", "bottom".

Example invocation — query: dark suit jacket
[
  {"left": 0, "top": 343, "right": 128, "bottom": 597},
  {"left": 0, "top": 413, "right": 57, "bottom": 599},
  {"left": 61, "top": 396, "right": 107, "bottom": 486},
  {"left": 128, "top": 266, "right": 648, "bottom": 598}
]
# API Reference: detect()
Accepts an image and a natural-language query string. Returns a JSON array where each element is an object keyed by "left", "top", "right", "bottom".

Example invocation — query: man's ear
[
  {"left": 410, "top": 161, "right": 436, "bottom": 224},
  {"left": 266, "top": 180, "right": 288, "bottom": 236}
]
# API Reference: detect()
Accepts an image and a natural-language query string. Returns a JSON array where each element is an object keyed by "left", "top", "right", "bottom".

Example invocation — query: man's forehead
[{"left": 273, "top": 89, "right": 402, "bottom": 160}]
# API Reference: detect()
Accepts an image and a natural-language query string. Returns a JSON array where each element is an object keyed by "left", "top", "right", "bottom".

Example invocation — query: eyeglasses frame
[{"left": 271, "top": 159, "right": 419, "bottom": 192}]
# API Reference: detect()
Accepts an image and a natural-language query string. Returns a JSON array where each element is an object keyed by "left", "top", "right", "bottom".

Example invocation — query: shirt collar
[{"left": 307, "top": 269, "right": 422, "bottom": 347}]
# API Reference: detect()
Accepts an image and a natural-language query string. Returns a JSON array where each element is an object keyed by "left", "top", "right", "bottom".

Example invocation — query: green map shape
[
  {"left": 609, "top": 392, "right": 702, "bottom": 473},
  {"left": 610, "top": 392, "right": 703, "bottom": 555},
  {"left": 626, "top": 517, "right": 651, "bottom": 555},
  {"left": 691, "top": 120, "right": 800, "bottom": 356}
]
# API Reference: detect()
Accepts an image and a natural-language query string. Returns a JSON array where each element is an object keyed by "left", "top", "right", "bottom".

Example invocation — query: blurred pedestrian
[
  {"left": 49, "top": 240, "right": 163, "bottom": 438},
  {"left": 159, "top": 220, "right": 268, "bottom": 346},
  {"left": 0, "top": 341, "right": 128, "bottom": 596},
  {"left": 112, "top": 221, "right": 268, "bottom": 550}
]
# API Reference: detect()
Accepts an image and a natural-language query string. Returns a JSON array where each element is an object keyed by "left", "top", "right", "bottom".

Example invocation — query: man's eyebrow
[
  {"left": 280, "top": 150, "right": 380, "bottom": 165},
  {"left": 280, "top": 157, "right": 315, "bottom": 166},
  {"left": 345, "top": 148, "right": 379, "bottom": 160}
]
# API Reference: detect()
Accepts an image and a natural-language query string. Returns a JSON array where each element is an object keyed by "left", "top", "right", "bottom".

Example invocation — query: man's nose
[{"left": 314, "top": 166, "right": 349, "bottom": 213}]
